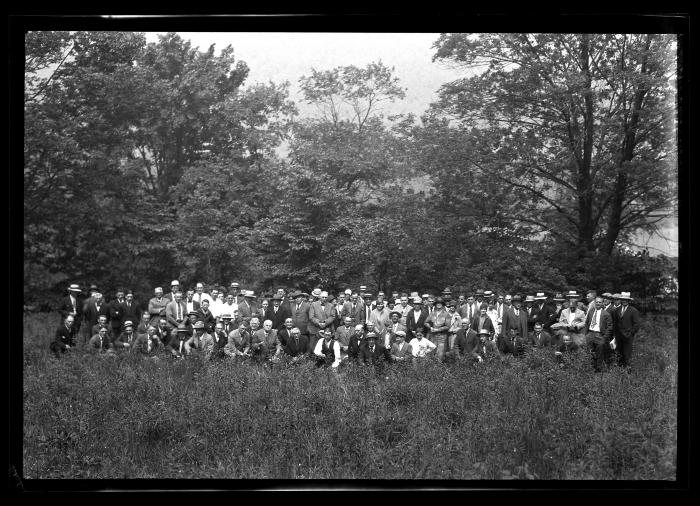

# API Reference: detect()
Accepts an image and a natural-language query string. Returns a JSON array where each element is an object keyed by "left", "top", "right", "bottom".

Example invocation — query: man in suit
[
  {"left": 390, "top": 330, "right": 412, "bottom": 363},
  {"left": 585, "top": 296, "right": 614, "bottom": 372},
  {"left": 308, "top": 290, "right": 336, "bottom": 352},
  {"left": 265, "top": 295, "right": 288, "bottom": 330},
  {"left": 87, "top": 325, "right": 114, "bottom": 353},
  {"left": 58, "top": 284, "right": 84, "bottom": 332},
  {"left": 289, "top": 291, "right": 311, "bottom": 338},
  {"left": 164, "top": 280, "right": 180, "bottom": 302},
  {"left": 237, "top": 290, "right": 258, "bottom": 324},
  {"left": 405, "top": 296, "right": 428, "bottom": 341},
  {"left": 444, "top": 318, "right": 471, "bottom": 362},
  {"left": 533, "top": 292, "right": 557, "bottom": 333},
  {"left": 108, "top": 288, "right": 127, "bottom": 339},
  {"left": 523, "top": 295, "right": 538, "bottom": 333},
  {"left": 458, "top": 294, "right": 479, "bottom": 323},
  {"left": 385, "top": 310, "right": 407, "bottom": 349},
  {"left": 196, "top": 298, "right": 217, "bottom": 334},
  {"left": 90, "top": 315, "right": 113, "bottom": 342},
  {"left": 165, "top": 291, "right": 188, "bottom": 339},
  {"left": 530, "top": 322, "right": 553, "bottom": 348},
  {"left": 278, "top": 326, "right": 310, "bottom": 362},
  {"left": 219, "top": 312, "right": 237, "bottom": 336},
  {"left": 347, "top": 324, "right": 367, "bottom": 364},
  {"left": 219, "top": 293, "right": 238, "bottom": 321},
  {"left": 359, "top": 332, "right": 391, "bottom": 373},
  {"left": 469, "top": 328, "right": 502, "bottom": 362},
  {"left": 112, "top": 320, "right": 136, "bottom": 350},
  {"left": 50, "top": 315, "right": 78, "bottom": 357},
  {"left": 224, "top": 322, "right": 252, "bottom": 359},
  {"left": 500, "top": 294, "right": 528, "bottom": 352},
  {"left": 334, "top": 316, "right": 355, "bottom": 359},
  {"left": 470, "top": 303, "right": 495, "bottom": 338},
  {"left": 184, "top": 289, "right": 201, "bottom": 315},
  {"left": 614, "top": 292, "right": 641, "bottom": 369},
  {"left": 341, "top": 292, "right": 364, "bottom": 327},
  {"left": 250, "top": 319, "right": 279, "bottom": 363},
  {"left": 122, "top": 290, "right": 141, "bottom": 325},
  {"left": 83, "top": 292, "right": 111, "bottom": 345},
  {"left": 557, "top": 291, "right": 587, "bottom": 347},
  {"left": 148, "top": 287, "right": 169, "bottom": 324},
  {"left": 131, "top": 325, "right": 163, "bottom": 358}
]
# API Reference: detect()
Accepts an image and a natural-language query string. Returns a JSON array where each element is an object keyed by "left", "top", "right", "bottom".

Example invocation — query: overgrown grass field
[{"left": 22, "top": 312, "right": 678, "bottom": 480}]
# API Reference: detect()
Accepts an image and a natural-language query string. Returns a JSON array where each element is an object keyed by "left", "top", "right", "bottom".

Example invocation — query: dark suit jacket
[
  {"left": 501, "top": 307, "right": 528, "bottom": 340},
  {"left": 347, "top": 335, "right": 367, "bottom": 362},
  {"left": 533, "top": 302, "right": 557, "bottom": 329},
  {"left": 469, "top": 315, "right": 495, "bottom": 336},
  {"left": 290, "top": 301, "right": 311, "bottom": 335},
  {"left": 341, "top": 301, "right": 365, "bottom": 327},
  {"left": 405, "top": 308, "right": 428, "bottom": 338},
  {"left": 359, "top": 343, "right": 391, "bottom": 364},
  {"left": 122, "top": 300, "right": 142, "bottom": 324},
  {"left": 237, "top": 299, "right": 259, "bottom": 322},
  {"left": 530, "top": 330, "right": 553, "bottom": 347},
  {"left": 614, "top": 305, "right": 640, "bottom": 340},
  {"left": 58, "top": 295, "right": 84, "bottom": 322},
  {"left": 283, "top": 334, "right": 310, "bottom": 357},
  {"left": 584, "top": 308, "right": 613, "bottom": 341},
  {"left": 265, "top": 305, "right": 289, "bottom": 330},
  {"left": 109, "top": 299, "right": 127, "bottom": 330},
  {"left": 52, "top": 324, "right": 77, "bottom": 351},
  {"left": 83, "top": 301, "right": 111, "bottom": 328},
  {"left": 196, "top": 309, "right": 217, "bottom": 334},
  {"left": 445, "top": 328, "right": 471, "bottom": 356}
]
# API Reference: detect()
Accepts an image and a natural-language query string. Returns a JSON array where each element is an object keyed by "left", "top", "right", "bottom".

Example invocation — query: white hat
[
  {"left": 311, "top": 288, "right": 322, "bottom": 297},
  {"left": 412, "top": 296, "right": 422, "bottom": 304},
  {"left": 344, "top": 289, "right": 352, "bottom": 295},
  {"left": 320, "top": 291, "right": 328, "bottom": 297},
  {"left": 565, "top": 290, "right": 579, "bottom": 298},
  {"left": 171, "top": 280, "right": 179, "bottom": 286},
  {"left": 395, "top": 330, "right": 406, "bottom": 337},
  {"left": 68, "top": 284, "right": 81, "bottom": 292},
  {"left": 619, "top": 292, "right": 633, "bottom": 300},
  {"left": 354, "top": 324, "right": 364, "bottom": 331},
  {"left": 534, "top": 292, "right": 547, "bottom": 300}
]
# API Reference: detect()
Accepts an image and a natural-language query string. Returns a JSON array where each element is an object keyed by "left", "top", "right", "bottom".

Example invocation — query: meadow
[{"left": 22, "top": 312, "right": 678, "bottom": 481}]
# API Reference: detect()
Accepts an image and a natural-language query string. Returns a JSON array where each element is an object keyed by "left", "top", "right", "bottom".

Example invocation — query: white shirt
[
  {"left": 408, "top": 337, "right": 436, "bottom": 357},
  {"left": 589, "top": 309, "right": 601, "bottom": 332},
  {"left": 313, "top": 338, "right": 341, "bottom": 368},
  {"left": 568, "top": 308, "right": 579, "bottom": 325},
  {"left": 209, "top": 298, "right": 224, "bottom": 319},
  {"left": 221, "top": 301, "right": 238, "bottom": 316}
]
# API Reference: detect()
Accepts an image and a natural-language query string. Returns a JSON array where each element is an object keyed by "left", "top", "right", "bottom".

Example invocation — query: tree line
[{"left": 23, "top": 32, "right": 679, "bottom": 310}]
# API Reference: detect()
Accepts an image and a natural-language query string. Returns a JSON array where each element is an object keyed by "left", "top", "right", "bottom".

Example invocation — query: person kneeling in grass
[
  {"left": 87, "top": 325, "right": 114, "bottom": 353},
  {"left": 314, "top": 328, "right": 341, "bottom": 368},
  {"left": 132, "top": 324, "right": 163, "bottom": 359},
  {"left": 408, "top": 330, "right": 436, "bottom": 359}
]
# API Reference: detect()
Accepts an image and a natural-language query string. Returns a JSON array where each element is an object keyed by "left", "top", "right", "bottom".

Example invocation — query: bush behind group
[{"left": 22, "top": 312, "right": 677, "bottom": 480}]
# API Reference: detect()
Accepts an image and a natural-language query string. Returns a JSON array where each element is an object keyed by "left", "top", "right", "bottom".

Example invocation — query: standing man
[
  {"left": 148, "top": 287, "right": 169, "bottom": 324},
  {"left": 342, "top": 292, "right": 364, "bottom": 327},
  {"left": 500, "top": 295, "right": 528, "bottom": 352},
  {"left": 557, "top": 291, "right": 587, "bottom": 347},
  {"left": 266, "top": 295, "right": 289, "bottom": 331},
  {"left": 220, "top": 292, "right": 238, "bottom": 320},
  {"left": 533, "top": 292, "right": 557, "bottom": 333},
  {"left": 109, "top": 288, "right": 127, "bottom": 340},
  {"left": 184, "top": 288, "right": 201, "bottom": 314},
  {"left": 196, "top": 298, "right": 217, "bottom": 334},
  {"left": 313, "top": 328, "right": 342, "bottom": 368},
  {"left": 458, "top": 293, "right": 478, "bottom": 324},
  {"left": 166, "top": 291, "right": 188, "bottom": 331},
  {"left": 59, "top": 284, "right": 84, "bottom": 333},
  {"left": 426, "top": 297, "right": 450, "bottom": 362},
  {"left": 405, "top": 296, "right": 428, "bottom": 341},
  {"left": 308, "top": 290, "right": 336, "bottom": 352},
  {"left": 290, "top": 291, "right": 311, "bottom": 340},
  {"left": 84, "top": 292, "right": 111, "bottom": 345},
  {"left": 237, "top": 290, "right": 258, "bottom": 324},
  {"left": 585, "top": 296, "right": 614, "bottom": 372},
  {"left": 164, "top": 280, "right": 180, "bottom": 302},
  {"left": 193, "top": 283, "right": 212, "bottom": 306},
  {"left": 524, "top": 295, "right": 538, "bottom": 334},
  {"left": 122, "top": 290, "right": 141, "bottom": 325},
  {"left": 334, "top": 316, "right": 355, "bottom": 359},
  {"left": 614, "top": 292, "right": 641, "bottom": 370}
]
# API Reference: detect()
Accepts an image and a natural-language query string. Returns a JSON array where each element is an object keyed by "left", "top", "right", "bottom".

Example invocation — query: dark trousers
[
  {"left": 586, "top": 331, "right": 609, "bottom": 372},
  {"left": 616, "top": 335, "right": 635, "bottom": 368}
]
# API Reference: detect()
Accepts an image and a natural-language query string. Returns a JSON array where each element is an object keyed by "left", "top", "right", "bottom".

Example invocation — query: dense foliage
[
  {"left": 23, "top": 32, "right": 678, "bottom": 306},
  {"left": 23, "top": 312, "right": 677, "bottom": 480}
]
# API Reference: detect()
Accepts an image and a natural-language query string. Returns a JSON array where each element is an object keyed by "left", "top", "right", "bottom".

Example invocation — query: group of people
[{"left": 50, "top": 280, "right": 642, "bottom": 373}]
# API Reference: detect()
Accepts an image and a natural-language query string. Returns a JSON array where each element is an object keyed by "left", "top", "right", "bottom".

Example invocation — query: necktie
[
  {"left": 468, "top": 306, "right": 472, "bottom": 320},
  {"left": 127, "top": 302, "right": 131, "bottom": 308},
  {"left": 177, "top": 304, "right": 181, "bottom": 321},
  {"left": 71, "top": 297, "right": 76, "bottom": 313},
  {"left": 621, "top": 306, "right": 626, "bottom": 316},
  {"left": 594, "top": 310, "right": 599, "bottom": 328}
]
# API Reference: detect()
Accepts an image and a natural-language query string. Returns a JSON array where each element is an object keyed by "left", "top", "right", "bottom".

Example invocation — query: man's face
[
  {"left": 366, "top": 322, "right": 375, "bottom": 331},
  {"left": 513, "top": 300, "right": 521, "bottom": 309},
  {"left": 99, "top": 328, "right": 108, "bottom": 337},
  {"left": 142, "top": 312, "right": 150, "bottom": 321},
  {"left": 351, "top": 294, "right": 358, "bottom": 303},
  {"left": 273, "top": 299, "right": 280, "bottom": 308},
  {"left": 154, "top": 290, "right": 162, "bottom": 299},
  {"left": 66, "top": 316, "right": 74, "bottom": 327},
  {"left": 587, "top": 292, "right": 595, "bottom": 302},
  {"left": 211, "top": 290, "right": 219, "bottom": 299},
  {"left": 563, "top": 335, "right": 572, "bottom": 345},
  {"left": 291, "top": 329, "right": 300, "bottom": 339},
  {"left": 295, "top": 296, "right": 304, "bottom": 304},
  {"left": 187, "top": 290, "right": 194, "bottom": 300},
  {"left": 126, "top": 293, "right": 133, "bottom": 303},
  {"left": 95, "top": 294, "right": 103, "bottom": 303},
  {"left": 396, "top": 334, "right": 404, "bottom": 343},
  {"left": 504, "top": 296, "right": 512, "bottom": 306},
  {"left": 415, "top": 332, "right": 424, "bottom": 341},
  {"left": 320, "top": 295, "right": 327, "bottom": 304},
  {"left": 480, "top": 307, "right": 487, "bottom": 316},
  {"left": 467, "top": 296, "right": 475, "bottom": 305},
  {"left": 250, "top": 319, "right": 260, "bottom": 330},
  {"left": 147, "top": 326, "right": 156, "bottom": 336},
  {"left": 189, "top": 314, "right": 197, "bottom": 323},
  {"left": 202, "top": 300, "right": 209, "bottom": 310},
  {"left": 525, "top": 301, "right": 533, "bottom": 308},
  {"left": 458, "top": 295, "right": 466, "bottom": 305},
  {"left": 263, "top": 321, "right": 272, "bottom": 331},
  {"left": 354, "top": 327, "right": 363, "bottom": 337},
  {"left": 344, "top": 318, "right": 352, "bottom": 327},
  {"left": 215, "top": 324, "right": 223, "bottom": 333},
  {"left": 276, "top": 289, "right": 285, "bottom": 298},
  {"left": 175, "top": 292, "right": 182, "bottom": 303},
  {"left": 461, "top": 319, "right": 469, "bottom": 329},
  {"left": 594, "top": 297, "right": 603, "bottom": 310},
  {"left": 196, "top": 284, "right": 203, "bottom": 293},
  {"left": 413, "top": 302, "right": 422, "bottom": 311},
  {"left": 98, "top": 316, "right": 107, "bottom": 325},
  {"left": 621, "top": 298, "right": 630, "bottom": 307},
  {"left": 376, "top": 303, "right": 384, "bottom": 312},
  {"left": 569, "top": 299, "right": 578, "bottom": 309},
  {"left": 116, "top": 291, "right": 125, "bottom": 300},
  {"left": 195, "top": 326, "right": 204, "bottom": 335},
  {"left": 400, "top": 297, "right": 408, "bottom": 306},
  {"left": 159, "top": 319, "right": 167, "bottom": 328},
  {"left": 226, "top": 295, "right": 234, "bottom": 304},
  {"left": 261, "top": 301, "right": 269, "bottom": 310},
  {"left": 391, "top": 314, "right": 399, "bottom": 322},
  {"left": 428, "top": 298, "right": 435, "bottom": 306},
  {"left": 534, "top": 324, "right": 543, "bottom": 334}
]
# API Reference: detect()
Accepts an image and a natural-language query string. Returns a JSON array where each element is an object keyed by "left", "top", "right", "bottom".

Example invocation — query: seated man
[
  {"left": 360, "top": 332, "right": 392, "bottom": 368},
  {"left": 313, "top": 328, "right": 341, "bottom": 368},
  {"left": 334, "top": 316, "right": 355, "bottom": 359},
  {"left": 444, "top": 317, "right": 472, "bottom": 362},
  {"left": 470, "top": 328, "right": 501, "bottom": 363},
  {"left": 390, "top": 330, "right": 412, "bottom": 363},
  {"left": 184, "top": 321, "right": 215, "bottom": 358},
  {"left": 87, "top": 325, "right": 114, "bottom": 353},
  {"left": 250, "top": 319, "right": 279, "bottom": 363},
  {"left": 408, "top": 330, "right": 437, "bottom": 359},
  {"left": 277, "top": 326, "right": 310, "bottom": 363},
  {"left": 347, "top": 324, "right": 367, "bottom": 364},
  {"left": 530, "top": 322, "right": 553, "bottom": 348},
  {"left": 91, "top": 315, "right": 112, "bottom": 342},
  {"left": 132, "top": 325, "right": 163, "bottom": 358},
  {"left": 500, "top": 328, "right": 527, "bottom": 356},
  {"left": 112, "top": 320, "right": 136, "bottom": 350},
  {"left": 224, "top": 322, "right": 252, "bottom": 359},
  {"left": 210, "top": 322, "right": 229, "bottom": 361},
  {"left": 553, "top": 334, "right": 580, "bottom": 367}
]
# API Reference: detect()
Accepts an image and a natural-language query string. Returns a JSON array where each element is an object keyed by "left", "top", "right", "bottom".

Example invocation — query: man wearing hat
[
  {"left": 523, "top": 295, "right": 538, "bottom": 334},
  {"left": 184, "top": 321, "right": 214, "bottom": 357},
  {"left": 164, "top": 280, "right": 180, "bottom": 302},
  {"left": 533, "top": 292, "right": 557, "bottom": 333},
  {"left": 81, "top": 284, "right": 101, "bottom": 320},
  {"left": 442, "top": 287, "right": 453, "bottom": 303},
  {"left": 474, "top": 290, "right": 485, "bottom": 308},
  {"left": 88, "top": 325, "right": 114, "bottom": 353},
  {"left": 601, "top": 293, "right": 615, "bottom": 314},
  {"left": 556, "top": 291, "right": 587, "bottom": 346},
  {"left": 500, "top": 295, "right": 528, "bottom": 352},
  {"left": 59, "top": 284, "right": 84, "bottom": 331},
  {"left": 552, "top": 293, "right": 566, "bottom": 319},
  {"left": 614, "top": 292, "right": 641, "bottom": 369},
  {"left": 265, "top": 295, "right": 289, "bottom": 331},
  {"left": 148, "top": 287, "right": 169, "bottom": 324},
  {"left": 313, "top": 328, "right": 342, "bottom": 368},
  {"left": 359, "top": 332, "right": 391, "bottom": 373},
  {"left": 289, "top": 291, "right": 312, "bottom": 339},
  {"left": 113, "top": 320, "right": 136, "bottom": 350},
  {"left": 132, "top": 324, "right": 163, "bottom": 358},
  {"left": 584, "top": 296, "right": 614, "bottom": 372},
  {"left": 405, "top": 296, "right": 428, "bottom": 341},
  {"left": 224, "top": 321, "right": 252, "bottom": 359},
  {"left": 228, "top": 282, "right": 242, "bottom": 304},
  {"left": 236, "top": 290, "right": 258, "bottom": 324},
  {"left": 361, "top": 293, "right": 375, "bottom": 324},
  {"left": 308, "top": 290, "right": 336, "bottom": 352},
  {"left": 444, "top": 315, "right": 471, "bottom": 362},
  {"left": 469, "top": 328, "right": 501, "bottom": 363},
  {"left": 341, "top": 292, "right": 364, "bottom": 328},
  {"left": 385, "top": 309, "right": 407, "bottom": 349},
  {"left": 50, "top": 314, "right": 78, "bottom": 357},
  {"left": 390, "top": 330, "right": 412, "bottom": 363}
]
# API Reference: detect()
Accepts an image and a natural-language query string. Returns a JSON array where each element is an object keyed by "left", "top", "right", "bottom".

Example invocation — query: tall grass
[{"left": 23, "top": 313, "right": 677, "bottom": 480}]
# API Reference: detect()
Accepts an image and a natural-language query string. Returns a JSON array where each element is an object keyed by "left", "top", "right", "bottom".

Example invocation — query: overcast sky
[
  {"left": 143, "top": 32, "right": 677, "bottom": 257},
  {"left": 144, "top": 32, "right": 464, "bottom": 120}
]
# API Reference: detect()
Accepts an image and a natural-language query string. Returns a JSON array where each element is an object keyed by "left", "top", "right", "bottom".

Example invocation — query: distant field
[{"left": 22, "top": 312, "right": 677, "bottom": 480}]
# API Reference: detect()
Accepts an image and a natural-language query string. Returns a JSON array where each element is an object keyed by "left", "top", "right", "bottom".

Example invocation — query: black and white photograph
[{"left": 13, "top": 13, "right": 687, "bottom": 492}]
